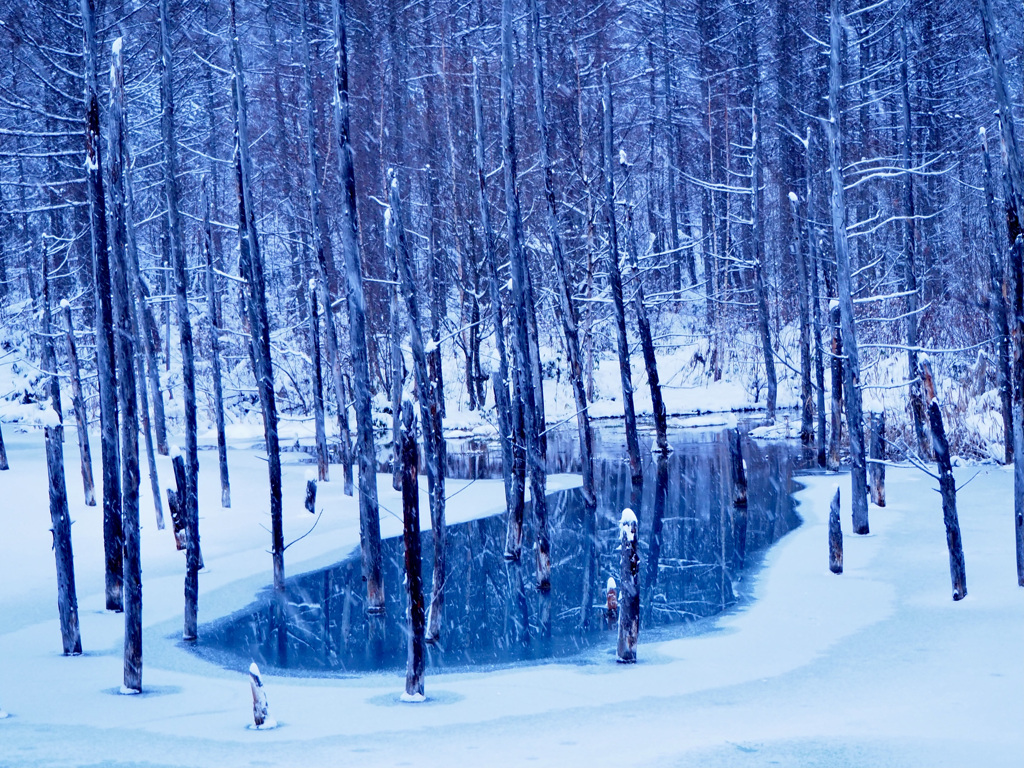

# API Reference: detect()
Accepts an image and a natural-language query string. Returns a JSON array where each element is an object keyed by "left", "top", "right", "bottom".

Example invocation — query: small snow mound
[
  {"left": 606, "top": 576, "right": 616, "bottom": 590},
  {"left": 618, "top": 148, "right": 628, "bottom": 166},
  {"left": 308, "top": 278, "right": 317, "bottom": 292},
  {"left": 170, "top": 445, "right": 182, "bottom": 458},
  {"left": 249, "top": 662, "right": 261, "bottom": 677},
  {"left": 619, "top": 508, "right": 637, "bottom": 525},
  {"left": 787, "top": 191, "right": 799, "bottom": 203},
  {"left": 400, "top": 692, "right": 426, "bottom": 703},
  {"left": 59, "top": 298, "right": 70, "bottom": 309},
  {"left": 619, "top": 508, "right": 637, "bottom": 541},
  {"left": 247, "top": 719, "right": 278, "bottom": 731},
  {"left": 118, "top": 686, "right": 141, "bottom": 696},
  {"left": 979, "top": 126, "right": 987, "bottom": 137},
  {"left": 828, "top": 299, "right": 839, "bottom": 310},
  {"left": 0, "top": 709, "right": 9, "bottom": 719},
  {"left": 304, "top": 468, "right": 317, "bottom": 482}
]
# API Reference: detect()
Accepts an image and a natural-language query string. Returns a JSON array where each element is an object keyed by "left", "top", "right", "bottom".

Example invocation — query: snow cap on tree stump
[
  {"left": 620, "top": 508, "right": 637, "bottom": 539},
  {"left": 248, "top": 662, "right": 276, "bottom": 730}
]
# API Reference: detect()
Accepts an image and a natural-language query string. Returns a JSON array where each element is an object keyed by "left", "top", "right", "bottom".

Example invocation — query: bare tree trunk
[
  {"left": 61, "top": 301, "right": 95, "bottom": 506},
  {"left": 751, "top": 94, "right": 777, "bottom": 424},
  {"left": 202, "top": 181, "right": 231, "bottom": 507},
  {"left": 502, "top": 0, "right": 549, "bottom": 585},
  {"left": 602, "top": 64, "right": 644, "bottom": 512},
  {"left": 980, "top": 129, "right": 1013, "bottom": 466},
  {"left": 789, "top": 191, "right": 814, "bottom": 444},
  {"left": 80, "top": 0, "right": 122, "bottom": 613},
  {"left": 472, "top": 58, "right": 521, "bottom": 559},
  {"left": 400, "top": 401, "right": 425, "bottom": 701},
  {"left": 806, "top": 130, "right": 828, "bottom": 468},
  {"left": 298, "top": 0, "right": 353, "bottom": 496},
  {"left": 898, "top": 25, "right": 929, "bottom": 461},
  {"left": 160, "top": 0, "right": 198, "bottom": 566},
  {"left": 42, "top": 246, "right": 81, "bottom": 656},
  {"left": 230, "top": 0, "right": 285, "bottom": 591},
  {"left": 308, "top": 281, "right": 329, "bottom": 482},
  {"left": 828, "top": 0, "right": 868, "bottom": 535},
  {"left": 387, "top": 170, "right": 447, "bottom": 641},
  {"left": 0, "top": 418, "right": 7, "bottom": 470},
  {"left": 829, "top": 486, "right": 843, "bottom": 574},
  {"left": 869, "top": 410, "right": 886, "bottom": 507},
  {"left": 332, "top": 0, "right": 384, "bottom": 611},
  {"left": 978, "top": 0, "right": 1024, "bottom": 584},
  {"left": 829, "top": 301, "right": 843, "bottom": 469},
  {"left": 527, "top": 0, "right": 597, "bottom": 525},
  {"left": 108, "top": 39, "right": 142, "bottom": 691},
  {"left": 616, "top": 508, "right": 639, "bottom": 663},
  {"left": 729, "top": 428, "right": 748, "bottom": 508}
]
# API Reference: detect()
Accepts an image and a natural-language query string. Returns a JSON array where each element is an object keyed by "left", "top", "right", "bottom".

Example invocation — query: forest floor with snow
[{"left": 0, "top": 423, "right": 1020, "bottom": 768}]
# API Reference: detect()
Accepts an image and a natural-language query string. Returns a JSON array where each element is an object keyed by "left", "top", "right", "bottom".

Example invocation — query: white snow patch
[
  {"left": 787, "top": 191, "right": 799, "bottom": 203},
  {"left": 399, "top": 692, "right": 426, "bottom": 703}
]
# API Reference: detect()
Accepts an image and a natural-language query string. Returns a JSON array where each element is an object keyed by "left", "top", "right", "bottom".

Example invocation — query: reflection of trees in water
[{"left": 198, "top": 429, "right": 804, "bottom": 674}]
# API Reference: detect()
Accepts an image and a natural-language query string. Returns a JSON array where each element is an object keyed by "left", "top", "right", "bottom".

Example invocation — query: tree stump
[
  {"left": 729, "top": 429, "right": 748, "bottom": 508},
  {"left": 399, "top": 402, "right": 426, "bottom": 702},
  {"left": 248, "top": 662, "right": 275, "bottom": 729},
  {"left": 304, "top": 475, "right": 317, "bottom": 514},
  {"left": 869, "top": 410, "right": 886, "bottom": 507},
  {"left": 617, "top": 509, "right": 640, "bottom": 663},
  {"left": 829, "top": 486, "right": 843, "bottom": 574}
]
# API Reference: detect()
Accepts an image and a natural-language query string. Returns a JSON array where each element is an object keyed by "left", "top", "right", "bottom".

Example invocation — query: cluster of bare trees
[{"left": 2, "top": 0, "right": 1024, "bottom": 690}]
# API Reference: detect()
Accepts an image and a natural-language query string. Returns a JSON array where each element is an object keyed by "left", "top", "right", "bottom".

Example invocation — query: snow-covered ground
[{"left": 0, "top": 424, "right": 1020, "bottom": 767}]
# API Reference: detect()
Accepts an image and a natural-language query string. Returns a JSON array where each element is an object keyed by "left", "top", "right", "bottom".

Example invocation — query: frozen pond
[{"left": 193, "top": 423, "right": 809, "bottom": 675}]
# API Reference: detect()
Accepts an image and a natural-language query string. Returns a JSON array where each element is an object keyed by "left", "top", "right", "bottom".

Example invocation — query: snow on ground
[{"left": 0, "top": 424, "right": 1020, "bottom": 768}]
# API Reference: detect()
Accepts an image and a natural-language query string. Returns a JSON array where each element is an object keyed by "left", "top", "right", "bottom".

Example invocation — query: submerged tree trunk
[
  {"left": 202, "top": 182, "right": 231, "bottom": 507},
  {"left": 231, "top": 0, "right": 285, "bottom": 591},
  {"left": 400, "top": 402, "right": 425, "bottom": 700},
  {"left": 502, "top": 0, "right": 549, "bottom": 587},
  {"left": 332, "top": 0, "right": 384, "bottom": 611},
  {"left": 62, "top": 301, "right": 96, "bottom": 506},
  {"left": 387, "top": 170, "right": 447, "bottom": 642},
  {"left": 602, "top": 64, "right": 644, "bottom": 511},
  {"left": 472, "top": 57, "right": 521, "bottom": 560},
  {"left": 108, "top": 39, "right": 142, "bottom": 691},
  {"left": 81, "top": 0, "right": 122, "bottom": 614}
]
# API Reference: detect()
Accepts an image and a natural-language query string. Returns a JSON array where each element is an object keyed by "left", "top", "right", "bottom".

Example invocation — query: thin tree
[
  {"left": 308, "top": 280, "right": 329, "bottom": 482},
  {"left": 202, "top": 180, "right": 230, "bottom": 507},
  {"left": 230, "top": 0, "right": 285, "bottom": 590},
  {"left": 61, "top": 300, "right": 95, "bottom": 506},
  {"left": 332, "top": 0, "right": 384, "bottom": 611}
]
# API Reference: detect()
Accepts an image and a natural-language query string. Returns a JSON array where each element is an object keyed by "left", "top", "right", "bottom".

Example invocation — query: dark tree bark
[
  {"left": 869, "top": 410, "right": 886, "bottom": 507},
  {"left": 202, "top": 181, "right": 231, "bottom": 507},
  {"left": 921, "top": 360, "right": 967, "bottom": 601},
  {"left": 729, "top": 429, "right": 748, "bottom": 508},
  {"left": 827, "top": 0, "right": 868, "bottom": 536},
  {"left": 616, "top": 508, "right": 639, "bottom": 663},
  {"left": 42, "top": 246, "right": 81, "bottom": 656},
  {"left": 80, "top": 0, "right": 122, "bottom": 614},
  {"left": 308, "top": 281, "right": 329, "bottom": 482},
  {"left": 400, "top": 402, "right": 425, "bottom": 701},
  {"left": 108, "top": 39, "right": 142, "bottom": 691},
  {"left": 502, "top": 0, "right": 549, "bottom": 585},
  {"left": 602, "top": 64, "right": 644, "bottom": 512},
  {"left": 829, "top": 486, "right": 843, "bottom": 574},
  {"left": 0, "top": 417, "right": 7, "bottom": 470},
  {"left": 61, "top": 301, "right": 95, "bottom": 507},
  {"left": 230, "top": 0, "right": 285, "bottom": 591},
  {"left": 805, "top": 130, "right": 828, "bottom": 468},
  {"left": 332, "top": 0, "right": 384, "bottom": 612},
  {"left": 387, "top": 170, "right": 447, "bottom": 642}
]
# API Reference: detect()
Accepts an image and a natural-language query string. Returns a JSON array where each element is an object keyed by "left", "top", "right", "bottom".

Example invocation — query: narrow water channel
[{"left": 194, "top": 422, "right": 810, "bottom": 675}]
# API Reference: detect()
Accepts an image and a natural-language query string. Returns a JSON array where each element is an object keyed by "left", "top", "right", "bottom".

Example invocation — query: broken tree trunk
[
  {"left": 829, "top": 486, "right": 843, "bottom": 574},
  {"left": 869, "top": 409, "right": 886, "bottom": 507},
  {"left": 61, "top": 301, "right": 95, "bottom": 507},
  {"left": 729, "top": 429, "right": 748, "bottom": 508},
  {"left": 249, "top": 663, "right": 270, "bottom": 728},
  {"left": 400, "top": 402, "right": 425, "bottom": 701},
  {"left": 921, "top": 358, "right": 967, "bottom": 600},
  {"left": 616, "top": 508, "right": 640, "bottom": 663}
]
